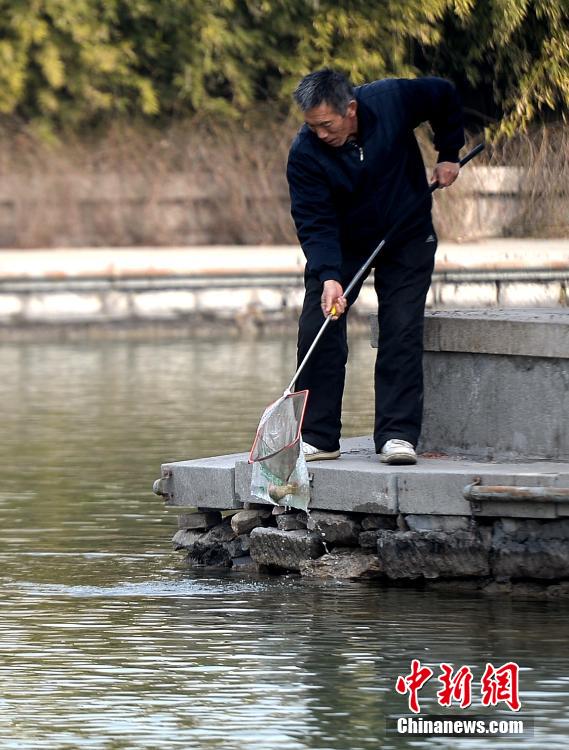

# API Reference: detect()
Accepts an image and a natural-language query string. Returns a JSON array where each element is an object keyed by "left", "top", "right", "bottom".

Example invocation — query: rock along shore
[{"left": 171, "top": 506, "right": 569, "bottom": 599}]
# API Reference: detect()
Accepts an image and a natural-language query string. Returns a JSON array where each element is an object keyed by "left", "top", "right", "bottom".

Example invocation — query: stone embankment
[
  {"left": 171, "top": 506, "right": 569, "bottom": 598},
  {"left": 1, "top": 240, "right": 568, "bottom": 338},
  {"left": 159, "top": 308, "right": 569, "bottom": 597}
]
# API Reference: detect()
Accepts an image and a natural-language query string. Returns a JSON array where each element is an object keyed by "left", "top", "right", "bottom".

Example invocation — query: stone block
[
  {"left": 359, "top": 530, "right": 382, "bottom": 549},
  {"left": 133, "top": 290, "right": 196, "bottom": 315},
  {"left": 235, "top": 448, "right": 398, "bottom": 513},
  {"left": 200, "top": 518, "right": 236, "bottom": 545},
  {"left": 188, "top": 543, "right": 232, "bottom": 567},
  {"left": 180, "top": 511, "right": 222, "bottom": 530},
  {"left": 535, "top": 519, "right": 569, "bottom": 539},
  {"left": 499, "top": 283, "right": 561, "bottom": 308},
  {"left": 372, "top": 309, "right": 569, "bottom": 461},
  {"left": 162, "top": 452, "right": 245, "bottom": 509},
  {"left": 195, "top": 289, "right": 254, "bottom": 312},
  {"left": 492, "top": 518, "right": 542, "bottom": 543},
  {"left": 231, "top": 555, "right": 261, "bottom": 573},
  {"left": 471, "top": 500, "right": 557, "bottom": 520},
  {"left": 437, "top": 283, "right": 498, "bottom": 308},
  {"left": 376, "top": 530, "right": 490, "bottom": 579},
  {"left": 172, "top": 529, "right": 202, "bottom": 550},
  {"left": 0, "top": 294, "right": 22, "bottom": 318},
  {"left": 300, "top": 549, "right": 383, "bottom": 579},
  {"left": 25, "top": 292, "right": 103, "bottom": 320},
  {"left": 309, "top": 461, "right": 398, "bottom": 513},
  {"left": 172, "top": 518, "right": 238, "bottom": 566},
  {"left": 306, "top": 511, "right": 361, "bottom": 546},
  {"left": 234, "top": 460, "right": 257, "bottom": 505},
  {"left": 225, "top": 534, "right": 251, "bottom": 559},
  {"left": 230, "top": 509, "right": 272, "bottom": 535},
  {"left": 490, "top": 518, "right": 569, "bottom": 580},
  {"left": 422, "top": 308, "right": 569, "bottom": 359},
  {"left": 491, "top": 538, "right": 569, "bottom": 580},
  {"left": 101, "top": 290, "right": 130, "bottom": 317},
  {"left": 397, "top": 470, "right": 472, "bottom": 515},
  {"left": 405, "top": 514, "right": 471, "bottom": 532},
  {"left": 276, "top": 513, "right": 307, "bottom": 531},
  {"left": 255, "top": 288, "right": 285, "bottom": 311},
  {"left": 249, "top": 527, "right": 324, "bottom": 572},
  {"left": 421, "top": 352, "right": 569, "bottom": 461},
  {"left": 360, "top": 514, "right": 398, "bottom": 531}
]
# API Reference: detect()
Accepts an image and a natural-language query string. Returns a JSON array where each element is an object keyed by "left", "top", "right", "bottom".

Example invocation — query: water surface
[{"left": 0, "top": 336, "right": 567, "bottom": 749}]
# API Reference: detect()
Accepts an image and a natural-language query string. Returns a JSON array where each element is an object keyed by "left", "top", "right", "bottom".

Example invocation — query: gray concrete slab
[
  {"left": 158, "top": 436, "right": 569, "bottom": 519},
  {"left": 424, "top": 308, "right": 569, "bottom": 359},
  {"left": 160, "top": 452, "right": 247, "bottom": 509},
  {"left": 399, "top": 462, "right": 569, "bottom": 518},
  {"left": 420, "top": 351, "right": 569, "bottom": 461},
  {"left": 371, "top": 308, "right": 569, "bottom": 358},
  {"left": 234, "top": 436, "right": 397, "bottom": 514},
  {"left": 371, "top": 309, "right": 569, "bottom": 461}
]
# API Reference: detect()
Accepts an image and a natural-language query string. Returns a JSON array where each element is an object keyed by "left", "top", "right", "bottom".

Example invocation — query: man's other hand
[
  {"left": 432, "top": 161, "right": 459, "bottom": 188},
  {"left": 321, "top": 280, "right": 347, "bottom": 319}
]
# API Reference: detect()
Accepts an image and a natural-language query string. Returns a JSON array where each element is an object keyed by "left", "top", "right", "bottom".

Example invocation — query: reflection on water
[{"left": 0, "top": 336, "right": 568, "bottom": 749}]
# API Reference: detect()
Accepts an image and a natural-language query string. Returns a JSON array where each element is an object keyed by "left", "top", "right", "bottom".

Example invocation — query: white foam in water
[{"left": 8, "top": 579, "right": 267, "bottom": 598}]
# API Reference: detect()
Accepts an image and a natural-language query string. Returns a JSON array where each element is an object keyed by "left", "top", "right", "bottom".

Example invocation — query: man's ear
[{"left": 346, "top": 100, "right": 357, "bottom": 117}]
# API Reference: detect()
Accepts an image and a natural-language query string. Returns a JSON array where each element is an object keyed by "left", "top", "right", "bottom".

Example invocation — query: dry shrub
[
  {"left": 494, "top": 125, "right": 569, "bottom": 238},
  {"left": 424, "top": 125, "right": 569, "bottom": 240},
  {"left": 0, "top": 118, "right": 566, "bottom": 248},
  {"left": 0, "top": 118, "right": 299, "bottom": 248}
]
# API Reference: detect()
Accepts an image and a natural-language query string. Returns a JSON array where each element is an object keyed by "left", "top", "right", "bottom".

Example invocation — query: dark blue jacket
[{"left": 286, "top": 77, "right": 465, "bottom": 283}]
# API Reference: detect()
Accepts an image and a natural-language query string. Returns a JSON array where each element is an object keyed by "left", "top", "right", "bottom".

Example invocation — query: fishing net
[{"left": 249, "top": 390, "right": 310, "bottom": 512}]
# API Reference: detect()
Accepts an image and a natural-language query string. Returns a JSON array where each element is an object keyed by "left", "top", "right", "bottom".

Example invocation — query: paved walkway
[{"left": 1, "top": 239, "right": 568, "bottom": 279}]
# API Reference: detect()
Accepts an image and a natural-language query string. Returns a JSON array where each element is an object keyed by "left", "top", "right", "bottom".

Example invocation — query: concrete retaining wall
[
  {"left": 169, "top": 506, "right": 569, "bottom": 596},
  {"left": 0, "top": 167, "right": 536, "bottom": 246},
  {"left": 1, "top": 240, "right": 568, "bottom": 332},
  {"left": 371, "top": 308, "right": 569, "bottom": 461}
]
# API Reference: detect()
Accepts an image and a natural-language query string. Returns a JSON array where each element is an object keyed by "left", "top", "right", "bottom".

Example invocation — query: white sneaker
[
  {"left": 379, "top": 439, "right": 417, "bottom": 465},
  {"left": 302, "top": 441, "right": 340, "bottom": 462}
]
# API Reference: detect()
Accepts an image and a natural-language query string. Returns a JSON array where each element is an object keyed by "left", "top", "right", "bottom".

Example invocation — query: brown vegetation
[{"left": 0, "top": 120, "right": 566, "bottom": 248}]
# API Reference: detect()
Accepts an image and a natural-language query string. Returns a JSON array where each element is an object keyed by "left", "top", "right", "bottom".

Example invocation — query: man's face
[{"left": 303, "top": 100, "right": 358, "bottom": 147}]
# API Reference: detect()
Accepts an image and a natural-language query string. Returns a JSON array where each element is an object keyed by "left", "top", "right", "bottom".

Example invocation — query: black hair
[{"left": 293, "top": 69, "right": 355, "bottom": 115}]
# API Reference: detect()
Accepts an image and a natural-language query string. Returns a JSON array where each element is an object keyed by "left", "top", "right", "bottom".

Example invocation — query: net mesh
[{"left": 249, "top": 391, "right": 310, "bottom": 511}]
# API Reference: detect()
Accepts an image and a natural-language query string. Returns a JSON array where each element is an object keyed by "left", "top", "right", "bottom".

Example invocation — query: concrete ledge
[
  {"left": 157, "top": 436, "right": 569, "bottom": 519},
  {"left": 158, "top": 452, "right": 247, "bottom": 510},
  {"left": 371, "top": 308, "right": 569, "bottom": 359},
  {"left": 235, "top": 438, "right": 398, "bottom": 514},
  {"left": 423, "top": 308, "right": 569, "bottom": 359}
]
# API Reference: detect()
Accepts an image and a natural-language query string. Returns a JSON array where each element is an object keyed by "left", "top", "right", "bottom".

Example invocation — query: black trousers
[{"left": 296, "top": 230, "right": 437, "bottom": 453}]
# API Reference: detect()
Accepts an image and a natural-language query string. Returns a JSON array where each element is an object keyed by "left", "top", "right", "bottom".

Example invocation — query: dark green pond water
[{"left": 0, "top": 336, "right": 567, "bottom": 749}]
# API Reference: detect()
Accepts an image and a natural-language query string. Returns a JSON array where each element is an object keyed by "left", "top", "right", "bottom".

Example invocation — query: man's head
[{"left": 293, "top": 69, "right": 358, "bottom": 147}]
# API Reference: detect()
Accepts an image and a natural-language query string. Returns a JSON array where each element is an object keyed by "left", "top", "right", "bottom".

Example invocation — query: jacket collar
[{"left": 354, "top": 89, "right": 378, "bottom": 139}]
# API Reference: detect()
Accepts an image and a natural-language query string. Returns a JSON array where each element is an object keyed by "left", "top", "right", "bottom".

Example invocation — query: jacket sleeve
[
  {"left": 399, "top": 77, "right": 465, "bottom": 163},
  {"left": 286, "top": 150, "right": 343, "bottom": 284}
]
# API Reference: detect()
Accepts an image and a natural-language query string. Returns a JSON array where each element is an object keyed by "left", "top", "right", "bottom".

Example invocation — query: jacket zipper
[{"left": 345, "top": 139, "right": 364, "bottom": 162}]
